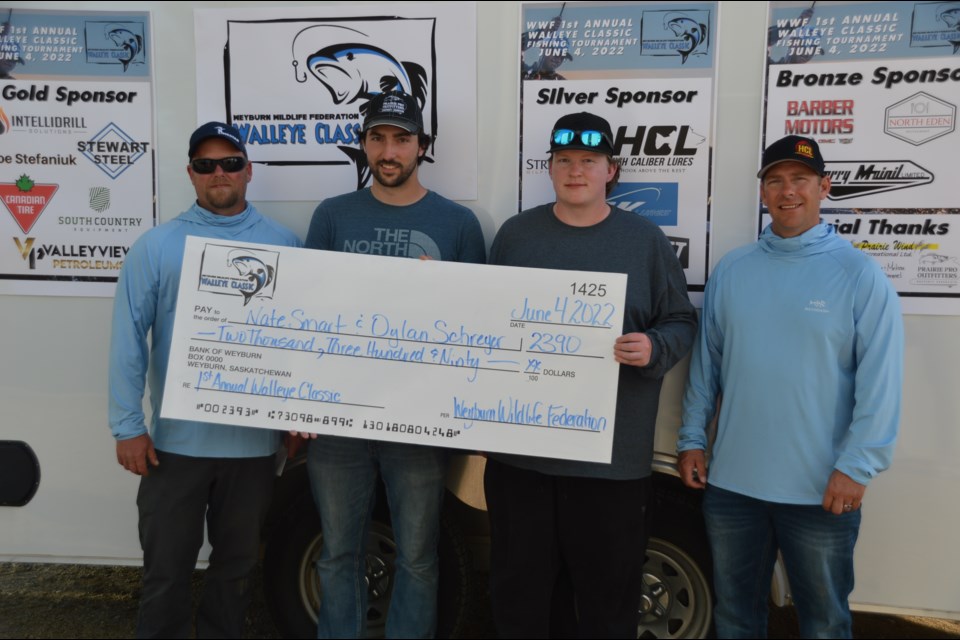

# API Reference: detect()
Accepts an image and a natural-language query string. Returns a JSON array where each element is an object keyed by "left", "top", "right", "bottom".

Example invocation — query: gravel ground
[{"left": 0, "top": 562, "right": 958, "bottom": 639}]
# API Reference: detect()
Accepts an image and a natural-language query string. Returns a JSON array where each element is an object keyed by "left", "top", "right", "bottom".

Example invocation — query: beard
[
  {"left": 370, "top": 159, "right": 417, "bottom": 188},
  {"left": 202, "top": 182, "right": 243, "bottom": 213}
]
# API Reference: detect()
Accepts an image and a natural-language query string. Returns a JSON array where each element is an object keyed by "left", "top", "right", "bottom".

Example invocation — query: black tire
[
  {"left": 262, "top": 493, "right": 472, "bottom": 639},
  {"left": 639, "top": 480, "right": 714, "bottom": 639}
]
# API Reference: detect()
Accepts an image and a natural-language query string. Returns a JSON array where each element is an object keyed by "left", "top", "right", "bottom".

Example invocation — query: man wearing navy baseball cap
[
  {"left": 484, "top": 112, "right": 697, "bottom": 637},
  {"left": 109, "top": 121, "right": 300, "bottom": 637},
  {"left": 678, "top": 135, "right": 903, "bottom": 638},
  {"left": 298, "top": 92, "right": 485, "bottom": 638}
]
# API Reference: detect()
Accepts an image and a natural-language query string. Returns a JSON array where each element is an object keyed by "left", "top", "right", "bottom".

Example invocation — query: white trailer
[{"left": 2, "top": 2, "right": 958, "bottom": 638}]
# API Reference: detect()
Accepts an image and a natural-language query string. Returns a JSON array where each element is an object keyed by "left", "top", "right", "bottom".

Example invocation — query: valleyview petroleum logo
[{"left": 0, "top": 174, "right": 59, "bottom": 233}]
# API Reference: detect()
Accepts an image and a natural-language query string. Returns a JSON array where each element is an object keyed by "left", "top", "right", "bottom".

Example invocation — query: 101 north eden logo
[{"left": 198, "top": 244, "right": 281, "bottom": 306}]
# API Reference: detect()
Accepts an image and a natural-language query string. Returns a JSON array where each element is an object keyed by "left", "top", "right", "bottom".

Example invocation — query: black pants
[
  {"left": 484, "top": 458, "right": 651, "bottom": 639},
  {"left": 135, "top": 451, "right": 275, "bottom": 639}
]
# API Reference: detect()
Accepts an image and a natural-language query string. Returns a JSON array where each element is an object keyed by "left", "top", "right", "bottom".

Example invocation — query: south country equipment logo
[{"left": 0, "top": 174, "right": 58, "bottom": 233}]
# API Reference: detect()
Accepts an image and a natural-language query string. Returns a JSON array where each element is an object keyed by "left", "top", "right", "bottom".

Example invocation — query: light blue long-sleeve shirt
[
  {"left": 678, "top": 223, "right": 903, "bottom": 504},
  {"left": 108, "top": 202, "right": 301, "bottom": 458}
]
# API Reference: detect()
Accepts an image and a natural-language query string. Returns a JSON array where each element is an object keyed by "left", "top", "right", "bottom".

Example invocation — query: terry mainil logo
[
  {"left": 198, "top": 244, "right": 280, "bottom": 306},
  {"left": 825, "top": 161, "right": 934, "bottom": 200}
]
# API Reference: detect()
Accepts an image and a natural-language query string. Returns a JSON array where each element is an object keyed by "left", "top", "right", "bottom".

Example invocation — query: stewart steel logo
[
  {"left": 0, "top": 174, "right": 58, "bottom": 233},
  {"left": 77, "top": 122, "right": 150, "bottom": 180},
  {"left": 198, "top": 243, "right": 281, "bottom": 306},
  {"left": 824, "top": 161, "right": 934, "bottom": 200}
]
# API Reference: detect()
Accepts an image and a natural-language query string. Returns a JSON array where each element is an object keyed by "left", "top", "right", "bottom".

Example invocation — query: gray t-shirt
[
  {"left": 306, "top": 188, "right": 486, "bottom": 263},
  {"left": 488, "top": 204, "right": 697, "bottom": 479}
]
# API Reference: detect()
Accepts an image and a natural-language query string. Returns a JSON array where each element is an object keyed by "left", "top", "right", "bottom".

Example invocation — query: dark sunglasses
[
  {"left": 190, "top": 157, "right": 248, "bottom": 174},
  {"left": 551, "top": 129, "right": 612, "bottom": 148}
]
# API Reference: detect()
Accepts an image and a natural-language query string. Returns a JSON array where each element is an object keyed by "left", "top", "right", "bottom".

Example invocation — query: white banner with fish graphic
[
  {"left": 194, "top": 3, "right": 477, "bottom": 202},
  {"left": 0, "top": 8, "right": 156, "bottom": 297},
  {"left": 518, "top": 1, "right": 720, "bottom": 301},
  {"left": 161, "top": 237, "right": 626, "bottom": 463}
]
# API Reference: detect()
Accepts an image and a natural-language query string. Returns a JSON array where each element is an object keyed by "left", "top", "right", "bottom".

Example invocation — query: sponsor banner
[
  {"left": 0, "top": 9, "right": 155, "bottom": 297},
  {"left": 194, "top": 4, "right": 477, "bottom": 202},
  {"left": 519, "top": 2, "right": 719, "bottom": 293},
  {"left": 762, "top": 2, "right": 960, "bottom": 314}
]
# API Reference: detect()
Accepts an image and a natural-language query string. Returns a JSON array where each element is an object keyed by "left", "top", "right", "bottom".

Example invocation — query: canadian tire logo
[{"left": 0, "top": 174, "right": 59, "bottom": 233}]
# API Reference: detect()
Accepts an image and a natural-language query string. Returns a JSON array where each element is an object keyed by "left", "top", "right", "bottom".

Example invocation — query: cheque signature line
[
  {"left": 509, "top": 319, "right": 613, "bottom": 330},
  {"left": 189, "top": 338, "right": 520, "bottom": 374},
  {"left": 193, "top": 386, "right": 384, "bottom": 409},
  {"left": 459, "top": 417, "right": 604, "bottom": 433},
  {"left": 225, "top": 320, "right": 524, "bottom": 353}
]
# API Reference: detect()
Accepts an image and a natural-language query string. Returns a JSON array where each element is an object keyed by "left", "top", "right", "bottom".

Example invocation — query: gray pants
[{"left": 135, "top": 451, "right": 275, "bottom": 638}]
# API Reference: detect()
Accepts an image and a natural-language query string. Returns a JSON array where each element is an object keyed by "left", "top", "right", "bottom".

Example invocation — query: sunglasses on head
[
  {"left": 190, "top": 157, "right": 248, "bottom": 174},
  {"left": 551, "top": 129, "right": 612, "bottom": 148}
]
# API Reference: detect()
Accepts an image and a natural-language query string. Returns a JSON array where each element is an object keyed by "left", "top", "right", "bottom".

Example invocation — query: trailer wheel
[
  {"left": 638, "top": 537, "right": 713, "bottom": 639},
  {"left": 263, "top": 498, "right": 471, "bottom": 638},
  {"left": 640, "top": 482, "right": 714, "bottom": 639}
]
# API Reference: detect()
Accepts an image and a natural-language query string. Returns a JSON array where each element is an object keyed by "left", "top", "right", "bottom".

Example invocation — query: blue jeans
[
  {"left": 307, "top": 435, "right": 447, "bottom": 639},
  {"left": 703, "top": 485, "right": 861, "bottom": 639}
]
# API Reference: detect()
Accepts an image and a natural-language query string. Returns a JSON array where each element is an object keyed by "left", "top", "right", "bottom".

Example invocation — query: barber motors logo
[
  {"left": 198, "top": 243, "right": 280, "bottom": 306},
  {"left": 607, "top": 182, "right": 679, "bottom": 226}
]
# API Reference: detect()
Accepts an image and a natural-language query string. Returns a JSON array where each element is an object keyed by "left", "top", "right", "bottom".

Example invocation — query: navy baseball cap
[
  {"left": 188, "top": 122, "right": 247, "bottom": 158},
  {"left": 758, "top": 135, "right": 825, "bottom": 178},
  {"left": 363, "top": 91, "right": 423, "bottom": 133},
  {"left": 549, "top": 112, "right": 616, "bottom": 156}
]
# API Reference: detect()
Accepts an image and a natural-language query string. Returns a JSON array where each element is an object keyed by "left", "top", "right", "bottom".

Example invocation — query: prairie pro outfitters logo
[
  {"left": 198, "top": 243, "right": 280, "bottom": 306},
  {"left": 0, "top": 174, "right": 57, "bottom": 233},
  {"left": 824, "top": 161, "right": 934, "bottom": 200}
]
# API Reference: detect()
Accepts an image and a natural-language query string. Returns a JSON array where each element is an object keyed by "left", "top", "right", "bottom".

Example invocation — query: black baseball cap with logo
[
  {"left": 758, "top": 135, "right": 825, "bottom": 178},
  {"left": 548, "top": 112, "right": 616, "bottom": 156},
  {"left": 362, "top": 91, "right": 424, "bottom": 133},
  {"left": 188, "top": 122, "right": 247, "bottom": 158}
]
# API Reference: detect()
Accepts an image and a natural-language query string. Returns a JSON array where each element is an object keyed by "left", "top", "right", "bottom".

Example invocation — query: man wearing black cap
[
  {"left": 302, "top": 91, "right": 485, "bottom": 638},
  {"left": 677, "top": 135, "right": 903, "bottom": 638},
  {"left": 485, "top": 111, "right": 697, "bottom": 637},
  {"left": 108, "top": 122, "right": 301, "bottom": 637}
]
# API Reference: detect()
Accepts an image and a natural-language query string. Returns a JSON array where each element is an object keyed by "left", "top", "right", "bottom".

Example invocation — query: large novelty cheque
[{"left": 161, "top": 238, "right": 626, "bottom": 463}]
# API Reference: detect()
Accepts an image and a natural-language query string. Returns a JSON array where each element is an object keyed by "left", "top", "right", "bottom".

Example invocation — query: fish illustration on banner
[{"left": 289, "top": 23, "right": 432, "bottom": 188}]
